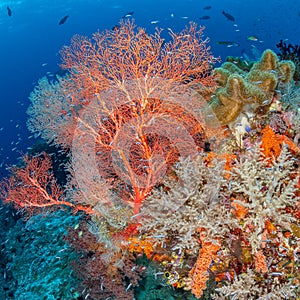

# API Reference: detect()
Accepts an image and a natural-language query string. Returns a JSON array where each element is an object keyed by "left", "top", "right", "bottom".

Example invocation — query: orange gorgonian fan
[
  {"left": 25, "top": 20, "right": 220, "bottom": 218},
  {"left": 0, "top": 153, "right": 94, "bottom": 217},
  {"left": 58, "top": 20, "right": 220, "bottom": 215},
  {"left": 60, "top": 19, "right": 219, "bottom": 96}
]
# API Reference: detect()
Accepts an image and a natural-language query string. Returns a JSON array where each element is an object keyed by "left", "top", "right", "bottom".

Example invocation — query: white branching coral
[
  {"left": 212, "top": 269, "right": 298, "bottom": 300},
  {"left": 139, "top": 155, "right": 239, "bottom": 253},
  {"left": 228, "top": 144, "right": 299, "bottom": 253},
  {"left": 138, "top": 143, "right": 299, "bottom": 298}
]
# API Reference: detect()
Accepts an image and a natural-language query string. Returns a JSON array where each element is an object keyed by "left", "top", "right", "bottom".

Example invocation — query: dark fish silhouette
[
  {"left": 204, "top": 142, "right": 211, "bottom": 152},
  {"left": 222, "top": 10, "right": 235, "bottom": 21},
  {"left": 122, "top": 11, "right": 134, "bottom": 18},
  {"left": 58, "top": 15, "right": 69, "bottom": 25},
  {"left": 7, "top": 6, "right": 12, "bottom": 17},
  {"left": 199, "top": 15, "right": 210, "bottom": 20},
  {"left": 203, "top": 6, "right": 212, "bottom": 10}
]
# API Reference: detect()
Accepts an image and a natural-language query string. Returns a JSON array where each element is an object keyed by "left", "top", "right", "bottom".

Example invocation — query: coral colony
[{"left": 1, "top": 20, "right": 299, "bottom": 299}]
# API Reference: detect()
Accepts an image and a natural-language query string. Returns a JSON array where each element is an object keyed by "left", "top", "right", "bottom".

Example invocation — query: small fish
[
  {"left": 247, "top": 35, "right": 259, "bottom": 41},
  {"left": 58, "top": 15, "right": 69, "bottom": 25},
  {"left": 123, "top": 11, "right": 134, "bottom": 18},
  {"left": 269, "top": 272, "right": 283, "bottom": 276},
  {"left": 203, "top": 6, "right": 212, "bottom": 10},
  {"left": 150, "top": 20, "right": 160, "bottom": 24},
  {"left": 216, "top": 41, "right": 240, "bottom": 47},
  {"left": 199, "top": 15, "right": 210, "bottom": 20},
  {"left": 180, "top": 16, "right": 189, "bottom": 19},
  {"left": 222, "top": 10, "right": 235, "bottom": 21},
  {"left": 7, "top": 6, "right": 12, "bottom": 17},
  {"left": 262, "top": 99, "right": 270, "bottom": 105}
]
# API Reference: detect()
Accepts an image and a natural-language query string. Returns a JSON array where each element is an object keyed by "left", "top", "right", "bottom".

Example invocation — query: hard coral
[{"left": 206, "top": 50, "right": 295, "bottom": 126}]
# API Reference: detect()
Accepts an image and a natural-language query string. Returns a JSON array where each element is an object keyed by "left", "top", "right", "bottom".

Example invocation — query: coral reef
[
  {"left": 3, "top": 211, "right": 81, "bottom": 299},
  {"left": 27, "top": 20, "right": 219, "bottom": 217},
  {"left": 0, "top": 21, "right": 299, "bottom": 300},
  {"left": 0, "top": 205, "right": 19, "bottom": 299},
  {"left": 138, "top": 144, "right": 300, "bottom": 299},
  {"left": 64, "top": 223, "right": 145, "bottom": 300}
]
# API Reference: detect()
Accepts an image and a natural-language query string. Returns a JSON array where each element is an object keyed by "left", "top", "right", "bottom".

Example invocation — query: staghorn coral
[{"left": 206, "top": 49, "right": 295, "bottom": 127}]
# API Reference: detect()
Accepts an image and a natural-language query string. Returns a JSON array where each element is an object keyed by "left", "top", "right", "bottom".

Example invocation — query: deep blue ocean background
[{"left": 0, "top": 0, "right": 300, "bottom": 178}]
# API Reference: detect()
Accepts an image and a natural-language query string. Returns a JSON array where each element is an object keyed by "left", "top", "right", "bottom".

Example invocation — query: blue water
[{"left": 0, "top": 0, "right": 300, "bottom": 177}]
